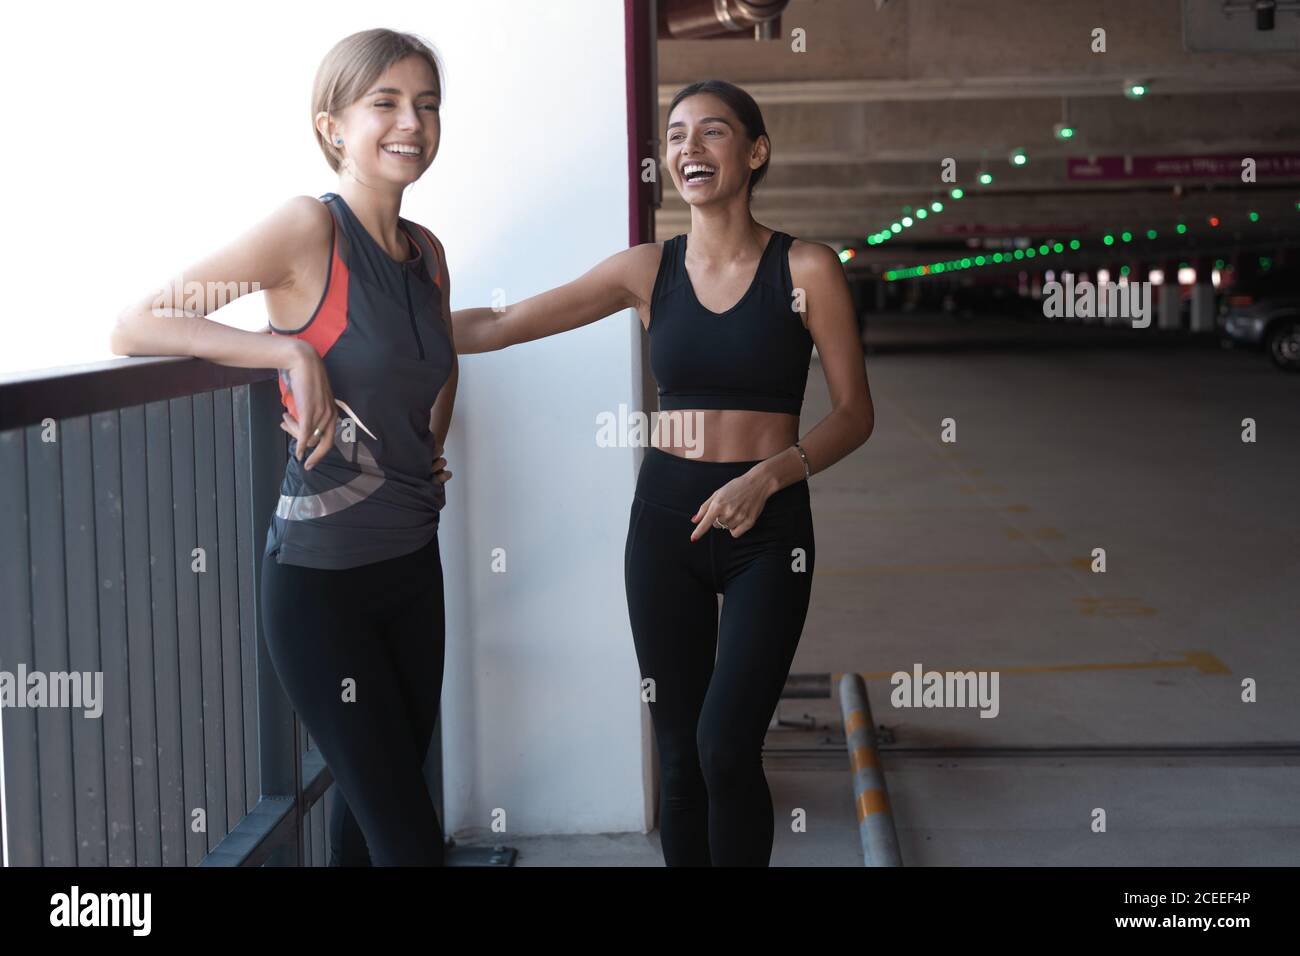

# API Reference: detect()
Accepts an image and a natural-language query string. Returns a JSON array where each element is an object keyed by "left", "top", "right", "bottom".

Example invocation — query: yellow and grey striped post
[{"left": 838, "top": 672, "right": 902, "bottom": 866}]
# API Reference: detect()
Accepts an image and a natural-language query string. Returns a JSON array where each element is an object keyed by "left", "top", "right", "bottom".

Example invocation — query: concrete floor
[{"left": 459, "top": 313, "right": 1300, "bottom": 866}]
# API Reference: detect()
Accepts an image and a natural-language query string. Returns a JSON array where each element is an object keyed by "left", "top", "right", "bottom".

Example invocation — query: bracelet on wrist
[{"left": 793, "top": 442, "right": 811, "bottom": 480}]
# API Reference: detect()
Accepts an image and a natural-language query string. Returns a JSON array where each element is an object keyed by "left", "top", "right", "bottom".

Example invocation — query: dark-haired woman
[
  {"left": 453, "top": 80, "right": 875, "bottom": 866},
  {"left": 112, "top": 29, "right": 455, "bottom": 866}
]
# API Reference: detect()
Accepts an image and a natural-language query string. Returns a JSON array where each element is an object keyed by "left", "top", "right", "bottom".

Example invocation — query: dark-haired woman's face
[
  {"left": 665, "top": 94, "right": 765, "bottom": 207},
  {"left": 335, "top": 55, "right": 441, "bottom": 186}
]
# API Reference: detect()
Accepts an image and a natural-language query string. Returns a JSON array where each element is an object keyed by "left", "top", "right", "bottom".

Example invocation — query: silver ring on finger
[
  {"left": 713, "top": 519, "right": 729, "bottom": 530},
  {"left": 311, "top": 426, "right": 323, "bottom": 440}
]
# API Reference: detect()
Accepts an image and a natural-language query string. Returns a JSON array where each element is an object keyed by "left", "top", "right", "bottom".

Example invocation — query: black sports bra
[{"left": 647, "top": 231, "right": 813, "bottom": 415}]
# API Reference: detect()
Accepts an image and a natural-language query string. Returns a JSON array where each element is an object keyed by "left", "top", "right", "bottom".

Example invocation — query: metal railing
[{"left": 0, "top": 356, "right": 334, "bottom": 866}]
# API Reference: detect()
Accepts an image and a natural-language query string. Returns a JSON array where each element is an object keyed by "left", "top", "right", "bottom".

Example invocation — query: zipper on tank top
[{"left": 403, "top": 269, "right": 426, "bottom": 359}]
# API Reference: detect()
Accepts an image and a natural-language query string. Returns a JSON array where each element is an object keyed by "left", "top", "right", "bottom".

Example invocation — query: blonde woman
[
  {"left": 112, "top": 29, "right": 455, "bottom": 866},
  {"left": 453, "top": 80, "right": 874, "bottom": 866}
]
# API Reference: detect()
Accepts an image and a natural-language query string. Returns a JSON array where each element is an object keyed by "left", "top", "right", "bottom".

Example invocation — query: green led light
[
  {"left": 975, "top": 256, "right": 986, "bottom": 265},
  {"left": 1146, "top": 229, "right": 1157, "bottom": 240},
  {"left": 1249, "top": 211, "right": 1260, "bottom": 222},
  {"left": 1039, "top": 244, "right": 1049, "bottom": 255},
  {"left": 1069, "top": 239, "right": 1081, "bottom": 250},
  {"left": 1052, "top": 243, "right": 1064, "bottom": 253},
  {"left": 1215, "top": 259, "right": 1226, "bottom": 270},
  {"left": 1056, "top": 126, "right": 1075, "bottom": 140},
  {"left": 916, "top": 208, "right": 928, "bottom": 220},
  {"left": 1010, "top": 149, "right": 1028, "bottom": 166},
  {"left": 931, "top": 201, "right": 944, "bottom": 212},
  {"left": 890, "top": 223, "right": 902, "bottom": 233},
  {"left": 1176, "top": 223, "right": 1187, "bottom": 234},
  {"left": 1260, "top": 257, "right": 1272, "bottom": 270},
  {"left": 992, "top": 253, "right": 1002, "bottom": 262},
  {"left": 1103, "top": 234, "right": 1114, "bottom": 245},
  {"left": 1121, "top": 231, "right": 1132, "bottom": 242},
  {"left": 1026, "top": 248, "right": 1036, "bottom": 258},
  {"left": 1120, "top": 265, "right": 1131, "bottom": 277},
  {"left": 1013, "top": 249, "right": 1024, "bottom": 260},
  {"left": 961, "top": 258, "right": 971, "bottom": 267},
  {"left": 902, "top": 216, "right": 913, "bottom": 227},
  {"left": 950, "top": 188, "right": 964, "bottom": 199},
  {"left": 933, "top": 263, "right": 944, "bottom": 273},
  {"left": 979, "top": 172, "right": 993, "bottom": 185}
]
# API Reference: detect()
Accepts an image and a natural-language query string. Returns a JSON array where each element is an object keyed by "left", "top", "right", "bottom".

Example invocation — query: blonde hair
[{"left": 312, "top": 28, "right": 444, "bottom": 173}]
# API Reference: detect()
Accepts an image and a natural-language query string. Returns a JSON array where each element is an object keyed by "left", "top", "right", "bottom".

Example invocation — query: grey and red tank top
[
  {"left": 263, "top": 192, "right": 453, "bottom": 569},
  {"left": 648, "top": 230, "right": 812, "bottom": 415}
]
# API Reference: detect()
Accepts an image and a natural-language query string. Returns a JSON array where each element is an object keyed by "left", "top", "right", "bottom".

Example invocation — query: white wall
[
  {"left": 1, "top": 1, "right": 647, "bottom": 838},
  {"left": 421, "top": 2, "right": 649, "bottom": 837}
]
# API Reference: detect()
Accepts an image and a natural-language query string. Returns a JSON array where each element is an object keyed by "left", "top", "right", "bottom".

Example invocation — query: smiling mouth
[
  {"left": 382, "top": 144, "right": 423, "bottom": 159},
  {"left": 682, "top": 162, "right": 716, "bottom": 184}
]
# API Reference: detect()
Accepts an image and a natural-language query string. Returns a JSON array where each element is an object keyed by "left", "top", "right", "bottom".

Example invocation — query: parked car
[{"left": 1220, "top": 275, "right": 1300, "bottom": 372}]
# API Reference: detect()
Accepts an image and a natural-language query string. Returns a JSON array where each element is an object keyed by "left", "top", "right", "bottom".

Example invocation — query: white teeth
[
  {"left": 383, "top": 144, "right": 421, "bottom": 155},
  {"left": 682, "top": 163, "right": 715, "bottom": 176}
]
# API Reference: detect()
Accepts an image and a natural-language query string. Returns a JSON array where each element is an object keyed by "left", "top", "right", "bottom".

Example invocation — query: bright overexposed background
[{"left": 1, "top": 0, "right": 649, "bottom": 842}]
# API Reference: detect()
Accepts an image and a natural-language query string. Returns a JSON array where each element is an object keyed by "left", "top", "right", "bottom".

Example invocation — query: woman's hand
[
  {"left": 432, "top": 442, "right": 452, "bottom": 485},
  {"left": 280, "top": 340, "right": 337, "bottom": 470},
  {"left": 689, "top": 469, "right": 774, "bottom": 541}
]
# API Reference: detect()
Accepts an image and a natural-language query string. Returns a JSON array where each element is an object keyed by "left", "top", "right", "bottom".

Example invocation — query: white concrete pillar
[
  {"left": 1158, "top": 280, "right": 1181, "bottom": 331},
  {"left": 1190, "top": 281, "right": 1217, "bottom": 333}
]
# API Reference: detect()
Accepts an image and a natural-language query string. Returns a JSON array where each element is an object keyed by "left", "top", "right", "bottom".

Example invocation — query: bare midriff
[{"left": 651, "top": 408, "right": 799, "bottom": 462}]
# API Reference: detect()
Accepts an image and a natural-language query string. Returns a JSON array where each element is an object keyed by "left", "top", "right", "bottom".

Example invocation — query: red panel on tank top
[{"left": 277, "top": 237, "right": 350, "bottom": 420}]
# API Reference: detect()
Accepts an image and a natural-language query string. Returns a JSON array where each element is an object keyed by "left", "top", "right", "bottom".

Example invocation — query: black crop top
[{"left": 648, "top": 231, "right": 813, "bottom": 415}]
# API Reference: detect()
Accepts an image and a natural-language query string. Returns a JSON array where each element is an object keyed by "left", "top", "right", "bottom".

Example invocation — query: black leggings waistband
[{"left": 634, "top": 446, "right": 810, "bottom": 517}]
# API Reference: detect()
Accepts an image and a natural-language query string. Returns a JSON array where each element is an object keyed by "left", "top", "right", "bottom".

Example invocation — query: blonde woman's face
[{"left": 334, "top": 55, "right": 441, "bottom": 184}]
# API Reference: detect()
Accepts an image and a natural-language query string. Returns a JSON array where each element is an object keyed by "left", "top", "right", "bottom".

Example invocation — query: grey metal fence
[{"left": 0, "top": 357, "right": 334, "bottom": 866}]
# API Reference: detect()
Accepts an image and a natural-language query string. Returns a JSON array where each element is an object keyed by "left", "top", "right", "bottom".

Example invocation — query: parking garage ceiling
[{"left": 655, "top": 0, "right": 1300, "bottom": 266}]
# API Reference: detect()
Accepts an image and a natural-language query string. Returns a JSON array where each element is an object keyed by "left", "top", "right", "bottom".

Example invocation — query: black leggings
[
  {"left": 259, "top": 535, "right": 446, "bottom": 866},
  {"left": 624, "top": 446, "right": 815, "bottom": 866}
]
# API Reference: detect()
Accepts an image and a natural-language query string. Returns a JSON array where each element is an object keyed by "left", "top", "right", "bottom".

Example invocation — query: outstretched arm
[{"left": 451, "top": 243, "right": 660, "bottom": 353}]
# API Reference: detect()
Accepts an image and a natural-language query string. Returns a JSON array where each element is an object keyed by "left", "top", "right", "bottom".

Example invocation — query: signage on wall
[{"left": 1067, "top": 152, "right": 1300, "bottom": 180}]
